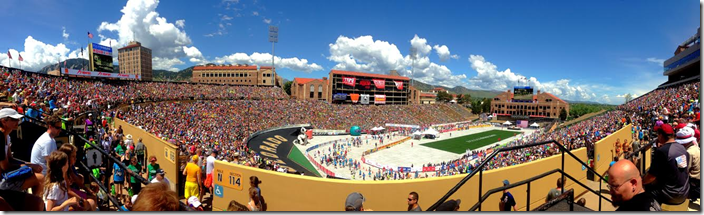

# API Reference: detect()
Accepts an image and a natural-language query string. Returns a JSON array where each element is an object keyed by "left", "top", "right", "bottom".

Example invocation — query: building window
[{"left": 318, "top": 85, "right": 323, "bottom": 98}]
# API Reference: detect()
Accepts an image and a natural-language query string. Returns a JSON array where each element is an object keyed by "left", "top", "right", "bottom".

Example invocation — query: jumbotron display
[
  {"left": 513, "top": 86, "right": 534, "bottom": 101},
  {"left": 89, "top": 43, "right": 114, "bottom": 73}
]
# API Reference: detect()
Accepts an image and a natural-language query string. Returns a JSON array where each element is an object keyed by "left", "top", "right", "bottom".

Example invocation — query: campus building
[
  {"left": 117, "top": 41, "right": 153, "bottom": 81},
  {"left": 291, "top": 77, "right": 329, "bottom": 101},
  {"left": 490, "top": 89, "right": 569, "bottom": 119},
  {"left": 191, "top": 64, "right": 283, "bottom": 86}
]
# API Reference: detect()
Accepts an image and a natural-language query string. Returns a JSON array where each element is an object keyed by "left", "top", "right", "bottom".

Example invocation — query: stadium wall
[
  {"left": 114, "top": 118, "right": 181, "bottom": 192},
  {"left": 211, "top": 145, "right": 594, "bottom": 211}
]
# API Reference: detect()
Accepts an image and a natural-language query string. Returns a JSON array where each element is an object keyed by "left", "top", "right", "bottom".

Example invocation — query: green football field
[
  {"left": 287, "top": 146, "right": 321, "bottom": 177},
  {"left": 421, "top": 130, "right": 523, "bottom": 154}
]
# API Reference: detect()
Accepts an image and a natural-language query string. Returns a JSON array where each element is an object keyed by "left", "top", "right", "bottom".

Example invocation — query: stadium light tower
[
  {"left": 269, "top": 26, "right": 278, "bottom": 86},
  {"left": 410, "top": 47, "right": 417, "bottom": 87}
]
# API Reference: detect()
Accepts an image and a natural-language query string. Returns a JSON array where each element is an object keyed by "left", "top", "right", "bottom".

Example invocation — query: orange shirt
[{"left": 185, "top": 162, "right": 201, "bottom": 182}]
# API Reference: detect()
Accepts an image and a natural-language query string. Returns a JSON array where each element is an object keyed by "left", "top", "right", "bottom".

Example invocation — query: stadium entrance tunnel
[{"left": 246, "top": 124, "right": 320, "bottom": 177}]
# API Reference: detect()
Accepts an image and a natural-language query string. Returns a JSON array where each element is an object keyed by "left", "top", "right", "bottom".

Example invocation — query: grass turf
[
  {"left": 287, "top": 145, "right": 321, "bottom": 177},
  {"left": 421, "top": 130, "right": 523, "bottom": 154}
]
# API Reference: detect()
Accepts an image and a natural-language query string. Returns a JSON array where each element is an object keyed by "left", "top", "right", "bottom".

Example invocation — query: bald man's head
[{"left": 607, "top": 160, "right": 643, "bottom": 206}]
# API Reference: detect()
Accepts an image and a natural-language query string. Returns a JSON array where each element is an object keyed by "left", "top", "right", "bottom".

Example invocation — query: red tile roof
[
  {"left": 330, "top": 70, "right": 410, "bottom": 81},
  {"left": 118, "top": 44, "right": 141, "bottom": 50},
  {"left": 193, "top": 65, "right": 274, "bottom": 70},
  {"left": 294, "top": 78, "right": 327, "bottom": 85},
  {"left": 420, "top": 93, "right": 436, "bottom": 97},
  {"left": 543, "top": 92, "right": 567, "bottom": 103}
]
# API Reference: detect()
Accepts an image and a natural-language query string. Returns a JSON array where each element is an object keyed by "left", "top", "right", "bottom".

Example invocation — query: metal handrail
[
  {"left": 426, "top": 140, "right": 610, "bottom": 211},
  {"left": 77, "top": 162, "right": 123, "bottom": 210},
  {"left": 466, "top": 168, "right": 613, "bottom": 211},
  {"left": 23, "top": 115, "right": 193, "bottom": 211}
]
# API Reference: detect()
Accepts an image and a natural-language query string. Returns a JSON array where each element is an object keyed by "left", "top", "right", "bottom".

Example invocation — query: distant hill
[
  {"left": 410, "top": 79, "right": 502, "bottom": 99},
  {"left": 38, "top": 58, "right": 90, "bottom": 74},
  {"left": 153, "top": 67, "right": 193, "bottom": 81}
]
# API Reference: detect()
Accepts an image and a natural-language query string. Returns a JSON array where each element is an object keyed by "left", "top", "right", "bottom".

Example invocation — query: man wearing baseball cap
[
  {"left": 499, "top": 179, "right": 517, "bottom": 211},
  {"left": 344, "top": 192, "right": 372, "bottom": 211},
  {"left": 675, "top": 127, "right": 700, "bottom": 201},
  {"left": 643, "top": 123, "right": 690, "bottom": 205},
  {"left": 0, "top": 108, "right": 45, "bottom": 210},
  {"left": 150, "top": 169, "right": 171, "bottom": 190}
]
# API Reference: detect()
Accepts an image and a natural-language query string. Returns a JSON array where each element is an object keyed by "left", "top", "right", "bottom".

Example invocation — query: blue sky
[{"left": 0, "top": 0, "right": 699, "bottom": 104}]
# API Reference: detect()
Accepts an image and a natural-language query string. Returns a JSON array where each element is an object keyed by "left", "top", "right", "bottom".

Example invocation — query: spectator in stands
[
  {"left": 132, "top": 182, "right": 180, "bottom": 211},
  {"left": 120, "top": 195, "right": 133, "bottom": 211},
  {"left": 150, "top": 169, "right": 171, "bottom": 189},
  {"left": 188, "top": 196, "right": 204, "bottom": 211},
  {"left": 344, "top": 192, "right": 371, "bottom": 211},
  {"left": 643, "top": 124, "right": 690, "bottom": 206},
  {"left": 227, "top": 200, "right": 250, "bottom": 211},
  {"left": 126, "top": 157, "right": 142, "bottom": 195},
  {"left": 0, "top": 130, "right": 44, "bottom": 211},
  {"left": 43, "top": 151, "right": 80, "bottom": 211},
  {"left": 135, "top": 138, "right": 145, "bottom": 166},
  {"left": 545, "top": 178, "right": 564, "bottom": 202},
  {"left": 183, "top": 155, "right": 201, "bottom": 199},
  {"left": 675, "top": 127, "right": 700, "bottom": 201},
  {"left": 249, "top": 175, "right": 262, "bottom": 199},
  {"left": 146, "top": 156, "right": 160, "bottom": 181},
  {"left": 205, "top": 150, "right": 217, "bottom": 196},
  {"left": 407, "top": 191, "right": 422, "bottom": 211},
  {"left": 30, "top": 114, "right": 61, "bottom": 175},
  {"left": 499, "top": 180, "right": 517, "bottom": 211},
  {"left": 247, "top": 187, "right": 263, "bottom": 211},
  {"left": 58, "top": 144, "right": 96, "bottom": 211},
  {"left": 608, "top": 160, "right": 661, "bottom": 211},
  {"left": 0, "top": 108, "right": 44, "bottom": 196},
  {"left": 113, "top": 157, "right": 126, "bottom": 198},
  {"left": 435, "top": 199, "right": 460, "bottom": 211}
]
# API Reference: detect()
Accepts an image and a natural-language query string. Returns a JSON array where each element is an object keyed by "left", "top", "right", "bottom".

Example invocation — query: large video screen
[
  {"left": 513, "top": 86, "right": 534, "bottom": 101},
  {"left": 92, "top": 53, "right": 114, "bottom": 73},
  {"left": 91, "top": 43, "right": 114, "bottom": 73}
]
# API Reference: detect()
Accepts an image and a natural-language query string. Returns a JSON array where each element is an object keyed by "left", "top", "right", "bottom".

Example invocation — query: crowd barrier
[{"left": 361, "top": 137, "right": 411, "bottom": 155}]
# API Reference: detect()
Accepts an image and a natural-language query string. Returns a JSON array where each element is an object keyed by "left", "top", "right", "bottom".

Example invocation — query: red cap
[
  {"left": 655, "top": 124, "right": 674, "bottom": 135},
  {"left": 675, "top": 123, "right": 687, "bottom": 130}
]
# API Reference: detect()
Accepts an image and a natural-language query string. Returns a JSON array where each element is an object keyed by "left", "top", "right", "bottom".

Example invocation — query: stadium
[{"left": 0, "top": 5, "right": 699, "bottom": 212}]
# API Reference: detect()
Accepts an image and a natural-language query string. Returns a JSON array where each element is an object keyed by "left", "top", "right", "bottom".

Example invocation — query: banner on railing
[
  {"left": 63, "top": 68, "right": 140, "bottom": 80},
  {"left": 422, "top": 166, "right": 436, "bottom": 172}
]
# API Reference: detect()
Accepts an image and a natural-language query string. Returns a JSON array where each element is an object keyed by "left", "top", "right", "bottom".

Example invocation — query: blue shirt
[
  {"left": 113, "top": 163, "right": 125, "bottom": 182},
  {"left": 49, "top": 100, "right": 56, "bottom": 110}
]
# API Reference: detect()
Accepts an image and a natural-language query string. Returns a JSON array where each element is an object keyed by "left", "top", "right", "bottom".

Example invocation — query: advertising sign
[
  {"left": 91, "top": 43, "right": 112, "bottom": 55},
  {"left": 350, "top": 94, "right": 360, "bottom": 103},
  {"left": 342, "top": 76, "right": 356, "bottom": 87},
  {"left": 394, "top": 80, "right": 404, "bottom": 90},
  {"left": 63, "top": 68, "right": 140, "bottom": 80},
  {"left": 358, "top": 79, "right": 372, "bottom": 90},
  {"left": 374, "top": 94, "right": 386, "bottom": 104},
  {"left": 333, "top": 93, "right": 347, "bottom": 101},
  {"left": 360, "top": 94, "right": 370, "bottom": 104},
  {"left": 372, "top": 79, "right": 385, "bottom": 89}
]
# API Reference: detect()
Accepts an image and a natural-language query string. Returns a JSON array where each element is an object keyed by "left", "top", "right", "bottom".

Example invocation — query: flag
[
  {"left": 81, "top": 47, "right": 83, "bottom": 56},
  {"left": 18, "top": 54, "right": 22, "bottom": 62},
  {"left": 87, "top": 32, "right": 93, "bottom": 39},
  {"left": 6, "top": 51, "right": 11, "bottom": 59}
]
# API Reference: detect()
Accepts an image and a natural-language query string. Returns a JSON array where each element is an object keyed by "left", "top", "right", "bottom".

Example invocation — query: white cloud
[
  {"left": 263, "top": 18, "right": 271, "bottom": 24},
  {"left": 175, "top": 19, "right": 185, "bottom": 28},
  {"left": 220, "top": 14, "right": 233, "bottom": 21},
  {"left": 646, "top": 57, "right": 665, "bottom": 65},
  {"left": 183, "top": 46, "right": 204, "bottom": 63},
  {"left": 62, "top": 27, "right": 69, "bottom": 40},
  {"left": 0, "top": 36, "right": 75, "bottom": 71},
  {"left": 252, "top": 11, "right": 259, "bottom": 16},
  {"left": 98, "top": 0, "right": 192, "bottom": 60},
  {"left": 152, "top": 56, "right": 184, "bottom": 72},
  {"left": 432, "top": 44, "right": 458, "bottom": 61},
  {"left": 467, "top": 54, "right": 599, "bottom": 102},
  {"left": 327, "top": 35, "right": 467, "bottom": 87},
  {"left": 213, "top": 52, "right": 324, "bottom": 73}
]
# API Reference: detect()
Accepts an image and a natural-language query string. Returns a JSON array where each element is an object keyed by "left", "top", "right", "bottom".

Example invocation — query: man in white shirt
[
  {"left": 30, "top": 115, "right": 62, "bottom": 175},
  {"left": 205, "top": 150, "right": 216, "bottom": 195},
  {"left": 150, "top": 169, "right": 171, "bottom": 190}
]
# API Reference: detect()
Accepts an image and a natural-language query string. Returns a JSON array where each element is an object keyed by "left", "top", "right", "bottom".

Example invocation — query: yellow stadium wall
[
  {"left": 212, "top": 146, "right": 590, "bottom": 211},
  {"left": 114, "top": 118, "right": 180, "bottom": 192},
  {"left": 594, "top": 124, "right": 635, "bottom": 177}
]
